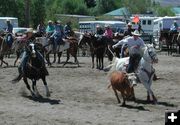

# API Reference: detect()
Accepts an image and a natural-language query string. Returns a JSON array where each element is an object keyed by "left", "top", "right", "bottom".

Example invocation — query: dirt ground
[{"left": 0, "top": 53, "right": 180, "bottom": 125}]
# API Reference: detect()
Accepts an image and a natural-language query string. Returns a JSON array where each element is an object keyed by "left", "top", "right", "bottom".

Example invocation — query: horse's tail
[{"left": 11, "top": 74, "right": 22, "bottom": 84}]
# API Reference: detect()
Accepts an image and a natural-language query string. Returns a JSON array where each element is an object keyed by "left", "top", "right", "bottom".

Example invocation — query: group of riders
[
  {"left": 2, "top": 19, "right": 73, "bottom": 81},
  {"left": 2, "top": 19, "right": 161, "bottom": 80}
]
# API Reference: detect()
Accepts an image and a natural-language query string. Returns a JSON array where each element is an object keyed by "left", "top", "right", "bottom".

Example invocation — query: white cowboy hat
[
  {"left": 6, "top": 19, "right": 11, "bottom": 23},
  {"left": 48, "top": 20, "right": 53, "bottom": 23},
  {"left": 131, "top": 30, "right": 141, "bottom": 36},
  {"left": 56, "top": 20, "right": 61, "bottom": 24},
  {"left": 105, "top": 24, "right": 110, "bottom": 28},
  {"left": 127, "top": 22, "right": 132, "bottom": 26}
]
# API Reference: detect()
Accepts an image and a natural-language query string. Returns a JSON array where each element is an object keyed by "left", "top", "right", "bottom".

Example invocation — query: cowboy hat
[
  {"left": 48, "top": 20, "right": 53, "bottom": 23},
  {"left": 6, "top": 19, "right": 11, "bottom": 23},
  {"left": 127, "top": 22, "right": 132, "bottom": 26},
  {"left": 56, "top": 20, "right": 61, "bottom": 24},
  {"left": 131, "top": 30, "right": 141, "bottom": 36},
  {"left": 105, "top": 24, "right": 110, "bottom": 28},
  {"left": 96, "top": 25, "right": 100, "bottom": 28}
]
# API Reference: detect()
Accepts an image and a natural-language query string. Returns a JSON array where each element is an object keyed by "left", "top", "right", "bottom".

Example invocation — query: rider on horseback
[
  {"left": 49, "top": 20, "right": 65, "bottom": 51},
  {"left": 64, "top": 21, "right": 72, "bottom": 38},
  {"left": 13, "top": 28, "right": 47, "bottom": 82},
  {"left": 5, "top": 19, "right": 14, "bottom": 47},
  {"left": 46, "top": 20, "right": 55, "bottom": 37},
  {"left": 95, "top": 25, "right": 104, "bottom": 41},
  {"left": 113, "top": 30, "right": 145, "bottom": 73}
]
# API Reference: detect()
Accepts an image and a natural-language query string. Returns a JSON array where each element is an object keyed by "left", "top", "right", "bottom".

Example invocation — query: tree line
[{"left": 0, "top": 0, "right": 175, "bottom": 28}]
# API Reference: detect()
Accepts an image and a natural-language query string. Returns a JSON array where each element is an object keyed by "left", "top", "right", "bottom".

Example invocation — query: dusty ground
[{"left": 0, "top": 53, "right": 180, "bottom": 125}]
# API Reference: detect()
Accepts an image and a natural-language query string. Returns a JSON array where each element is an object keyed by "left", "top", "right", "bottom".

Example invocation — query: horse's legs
[
  {"left": 46, "top": 51, "right": 51, "bottom": 66},
  {"left": 92, "top": 54, "right": 94, "bottom": 68},
  {"left": 101, "top": 56, "right": 104, "bottom": 70},
  {"left": 32, "top": 79, "right": 41, "bottom": 97},
  {"left": 63, "top": 51, "right": 70, "bottom": 67},
  {"left": 96, "top": 57, "right": 99, "bottom": 69},
  {"left": 14, "top": 52, "right": 20, "bottom": 67},
  {"left": 57, "top": 52, "right": 62, "bottom": 64},
  {"left": 23, "top": 78, "right": 35, "bottom": 97},
  {"left": 74, "top": 56, "right": 79, "bottom": 67},
  {"left": 0, "top": 57, "right": 8, "bottom": 67},
  {"left": 42, "top": 76, "right": 50, "bottom": 97},
  {"left": 52, "top": 53, "right": 56, "bottom": 63}
]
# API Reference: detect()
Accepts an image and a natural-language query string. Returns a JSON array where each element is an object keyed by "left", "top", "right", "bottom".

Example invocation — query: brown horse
[
  {"left": 0, "top": 36, "right": 14, "bottom": 66},
  {"left": 36, "top": 32, "right": 80, "bottom": 67},
  {"left": 57, "top": 36, "right": 80, "bottom": 67}
]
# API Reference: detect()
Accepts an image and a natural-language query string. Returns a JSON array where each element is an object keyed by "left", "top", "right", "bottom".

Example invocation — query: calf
[{"left": 108, "top": 71, "right": 136, "bottom": 106}]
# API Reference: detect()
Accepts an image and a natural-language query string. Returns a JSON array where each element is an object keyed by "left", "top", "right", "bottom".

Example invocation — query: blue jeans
[{"left": 127, "top": 53, "right": 141, "bottom": 73}]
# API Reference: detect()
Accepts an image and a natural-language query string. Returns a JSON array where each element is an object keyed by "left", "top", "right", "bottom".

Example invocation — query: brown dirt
[{"left": 0, "top": 54, "right": 179, "bottom": 125}]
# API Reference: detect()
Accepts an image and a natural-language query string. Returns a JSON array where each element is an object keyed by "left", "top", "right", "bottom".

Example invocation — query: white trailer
[
  {"left": 153, "top": 16, "right": 180, "bottom": 49},
  {"left": 0, "top": 17, "right": 18, "bottom": 30},
  {"left": 130, "top": 16, "right": 158, "bottom": 35},
  {"left": 79, "top": 20, "right": 126, "bottom": 33}
]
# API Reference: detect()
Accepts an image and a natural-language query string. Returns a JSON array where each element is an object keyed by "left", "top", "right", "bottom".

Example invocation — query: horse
[
  {"left": 78, "top": 33, "right": 107, "bottom": 69},
  {"left": 159, "top": 31, "right": 178, "bottom": 55},
  {"left": 0, "top": 34, "right": 15, "bottom": 67},
  {"left": 36, "top": 31, "right": 80, "bottom": 67},
  {"left": 12, "top": 42, "right": 50, "bottom": 97},
  {"left": 11, "top": 37, "right": 27, "bottom": 66},
  {"left": 109, "top": 44, "right": 158, "bottom": 104}
]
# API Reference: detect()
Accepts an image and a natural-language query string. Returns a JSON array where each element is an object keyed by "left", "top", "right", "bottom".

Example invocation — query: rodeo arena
[{"left": 0, "top": 11, "right": 180, "bottom": 125}]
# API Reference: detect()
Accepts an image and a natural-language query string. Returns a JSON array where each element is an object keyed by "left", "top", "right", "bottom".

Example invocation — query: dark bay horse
[
  {"left": 12, "top": 43, "right": 50, "bottom": 97},
  {"left": 78, "top": 33, "right": 106, "bottom": 69},
  {"left": 159, "top": 31, "right": 179, "bottom": 55}
]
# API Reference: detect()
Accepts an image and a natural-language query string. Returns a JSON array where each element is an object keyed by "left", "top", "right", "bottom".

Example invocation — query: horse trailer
[
  {"left": 79, "top": 20, "right": 126, "bottom": 33},
  {"left": 0, "top": 17, "right": 18, "bottom": 30},
  {"left": 153, "top": 16, "right": 180, "bottom": 49}
]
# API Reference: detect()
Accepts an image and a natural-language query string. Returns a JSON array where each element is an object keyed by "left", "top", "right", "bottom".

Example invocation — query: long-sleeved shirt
[
  {"left": 113, "top": 36, "right": 145, "bottom": 55},
  {"left": 104, "top": 28, "right": 113, "bottom": 38},
  {"left": 46, "top": 24, "right": 55, "bottom": 34}
]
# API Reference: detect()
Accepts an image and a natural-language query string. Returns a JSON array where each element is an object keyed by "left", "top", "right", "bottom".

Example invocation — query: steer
[{"left": 108, "top": 71, "right": 136, "bottom": 106}]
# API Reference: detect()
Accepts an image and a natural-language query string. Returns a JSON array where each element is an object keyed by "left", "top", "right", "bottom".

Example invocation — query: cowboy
[
  {"left": 5, "top": 19, "right": 14, "bottom": 47},
  {"left": 15, "top": 28, "right": 46, "bottom": 80},
  {"left": 37, "top": 21, "right": 46, "bottom": 36},
  {"left": 64, "top": 21, "right": 72, "bottom": 37},
  {"left": 6, "top": 19, "right": 13, "bottom": 33},
  {"left": 124, "top": 22, "right": 135, "bottom": 37},
  {"left": 50, "top": 20, "right": 64, "bottom": 51},
  {"left": 170, "top": 20, "right": 178, "bottom": 33},
  {"left": 113, "top": 30, "right": 145, "bottom": 73},
  {"left": 104, "top": 25, "right": 113, "bottom": 44},
  {"left": 46, "top": 20, "right": 55, "bottom": 37}
]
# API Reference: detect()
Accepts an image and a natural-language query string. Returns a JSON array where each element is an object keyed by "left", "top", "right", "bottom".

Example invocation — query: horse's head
[
  {"left": 28, "top": 43, "right": 37, "bottom": 58},
  {"left": 78, "top": 33, "right": 91, "bottom": 48},
  {"left": 143, "top": 44, "right": 158, "bottom": 63}
]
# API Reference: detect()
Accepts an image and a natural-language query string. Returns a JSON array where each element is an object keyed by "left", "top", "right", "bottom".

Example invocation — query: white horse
[{"left": 109, "top": 44, "right": 158, "bottom": 103}]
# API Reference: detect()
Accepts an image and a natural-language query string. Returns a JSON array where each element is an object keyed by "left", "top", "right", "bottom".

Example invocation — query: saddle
[{"left": 5, "top": 33, "right": 13, "bottom": 47}]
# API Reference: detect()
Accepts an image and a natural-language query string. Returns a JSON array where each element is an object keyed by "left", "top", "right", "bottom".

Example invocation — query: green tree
[{"left": 31, "top": 0, "right": 46, "bottom": 28}]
